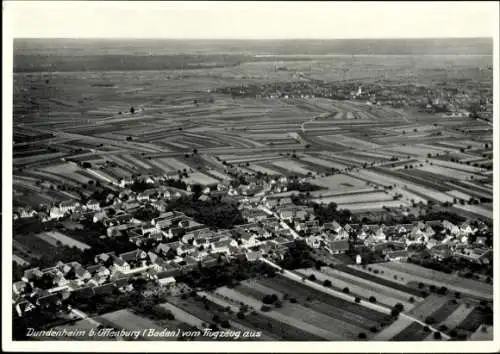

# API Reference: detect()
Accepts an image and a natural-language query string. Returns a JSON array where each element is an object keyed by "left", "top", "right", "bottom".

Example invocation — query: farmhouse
[{"left": 326, "top": 239, "right": 349, "bottom": 254}]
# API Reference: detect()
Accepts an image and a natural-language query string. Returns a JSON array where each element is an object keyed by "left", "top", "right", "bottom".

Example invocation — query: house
[
  {"left": 156, "top": 242, "right": 180, "bottom": 257},
  {"left": 306, "top": 235, "right": 323, "bottom": 249},
  {"left": 279, "top": 209, "right": 294, "bottom": 222},
  {"left": 454, "top": 247, "right": 492, "bottom": 264},
  {"left": 245, "top": 250, "right": 262, "bottom": 262},
  {"left": 460, "top": 221, "right": 474, "bottom": 235},
  {"left": 430, "top": 245, "right": 452, "bottom": 261},
  {"left": 86, "top": 199, "right": 101, "bottom": 211},
  {"left": 201, "top": 254, "right": 220, "bottom": 268},
  {"left": 22, "top": 268, "right": 43, "bottom": 283},
  {"left": 13, "top": 281, "right": 28, "bottom": 295},
  {"left": 191, "top": 250, "right": 208, "bottom": 261},
  {"left": 177, "top": 244, "right": 197, "bottom": 256},
  {"left": 158, "top": 276, "right": 176, "bottom": 287},
  {"left": 211, "top": 239, "right": 238, "bottom": 255},
  {"left": 324, "top": 221, "right": 342, "bottom": 233},
  {"left": 240, "top": 233, "right": 259, "bottom": 247},
  {"left": 15, "top": 301, "right": 36, "bottom": 317},
  {"left": 120, "top": 249, "right": 148, "bottom": 268},
  {"left": 52, "top": 274, "right": 69, "bottom": 288},
  {"left": 111, "top": 256, "right": 131, "bottom": 273},
  {"left": 327, "top": 239, "right": 349, "bottom": 254},
  {"left": 37, "top": 293, "right": 62, "bottom": 309},
  {"left": 72, "top": 263, "right": 91, "bottom": 280},
  {"left": 385, "top": 250, "right": 409, "bottom": 262},
  {"left": 94, "top": 252, "right": 115, "bottom": 265},
  {"left": 295, "top": 210, "right": 308, "bottom": 221},
  {"left": 442, "top": 220, "right": 460, "bottom": 235}
]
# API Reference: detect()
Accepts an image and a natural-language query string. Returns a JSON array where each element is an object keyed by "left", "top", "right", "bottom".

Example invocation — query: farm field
[
  {"left": 35, "top": 231, "right": 91, "bottom": 251},
  {"left": 350, "top": 263, "right": 492, "bottom": 301},
  {"left": 96, "top": 309, "right": 175, "bottom": 341},
  {"left": 296, "top": 268, "right": 417, "bottom": 309}
]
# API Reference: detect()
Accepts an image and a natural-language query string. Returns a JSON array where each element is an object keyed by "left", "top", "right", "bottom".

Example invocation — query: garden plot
[
  {"left": 120, "top": 154, "right": 153, "bottom": 170},
  {"left": 39, "top": 163, "right": 91, "bottom": 184},
  {"left": 96, "top": 309, "right": 171, "bottom": 341},
  {"left": 417, "top": 165, "right": 481, "bottom": 181},
  {"left": 317, "top": 135, "right": 380, "bottom": 150},
  {"left": 372, "top": 317, "right": 414, "bottom": 340},
  {"left": 406, "top": 294, "right": 450, "bottom": 322},
  {"left": 215, "top": 286, "right": 340, "bottom": 340},
  {"left": 428, "top": 158, "right": 486, "bottom": 173},
  {"left": 439, "top": 304, "right": 476, "bottom": 330},
  {"left": 182, "top": 172, "right": 220, "bottom": 186},
  {"left": 270, "top": 160, "right": 316, "bottom": 176},
  {"left": 355, "top": 263, "right": 492, "bottom": 301},
  {"left": 337, "top": 200, "right": 406, "bottom": 211},
  {"left": 158, "top": 302, "right": 205, "bottom": 328},
  {"left": 446, "top": 190, "right": 473, "bottom": 201},
  {"left": 36, "top": 231, "right": 91, "bottom": 250},
  {"left": 313, "top": 174, "right": 366, "bottom": 191},
  {"left": 247, "top": 164, "right": 282, "bottom": 176},
  {"left": 256, "top": 276, "right": 393, "bottom": 334},
  {"left": 311, "top": 191, "right": 393, "bottom": 205},
  {"left": 353, "top": 170, "right": 454, "bottom": 203},
  {"left": 453, "top": 204, "right": 493, "bottom": 220},
  {"left": 13, "top": 255, "right": 31, "bottom": 267},
  {"left": 296, "top": 268, "right": 415, "bottom": 309}
]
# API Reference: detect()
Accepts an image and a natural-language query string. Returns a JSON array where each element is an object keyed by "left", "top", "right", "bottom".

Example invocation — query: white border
[{"left": 2, "top": 1, "right": 500, "bottom": 352}]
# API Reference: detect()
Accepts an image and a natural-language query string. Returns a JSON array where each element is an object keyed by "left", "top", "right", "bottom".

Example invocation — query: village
[{"left": 12, "top": 173, "right": 493, "bottom": 323}]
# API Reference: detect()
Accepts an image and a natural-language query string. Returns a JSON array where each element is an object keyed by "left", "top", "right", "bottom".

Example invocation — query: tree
[
  {"left": 130, "top": 106, "right": 135, "bottom": 114},
  {"left": 342, "top": 287, "right": 350, "bottom": 294},
  {"left": 369, "top": 296, "right": 376, "bottom": 303},
  {"left": 323, "top": 279, "right": 332, "bottom": 287},
  {"left": 307, "top": 274, "right": 316, "bottom": 281},
  {"left": 126, "top": 136, "right": 133, "bottom": 141},
  {"left": 358, "top": 332, "right": 367, "bottom": 339}
]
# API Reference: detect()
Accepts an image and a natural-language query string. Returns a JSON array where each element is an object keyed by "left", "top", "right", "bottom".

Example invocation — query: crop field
[
  {"left": 215, "top": 283, "right": 376, "bottom": 340},
  {"left": 270, "top": 160, "right": 316, "bottom": 176},
  {"left": 297, "top": 268, "right": 418, "bottom": 309},
  {"left": 182, "top": 172, "right": 220, "bottom": 186},
  {"left": 313, "top": 174, "right": 367, "bottom": 191},
  {"left": 311, "top": 191, "right": 393, "bottom": 205},
  {"left": 96, "top": 309, "right": 173, "bottom": 341},
  {"left": 351, "top": 263, "right": 492, "bottom": 301},
  {"left": 13, "top": 254, "right": 31, "bottom": 267},
  {"left": 36, "top": 231, "right": 92, "bottom": 250},
  {"left": 406, "top": 294, "right": 450, "bottom": 321}
]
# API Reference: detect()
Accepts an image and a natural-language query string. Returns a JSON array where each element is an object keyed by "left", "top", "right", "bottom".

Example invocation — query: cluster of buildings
[
  {"left": 215, "top": 80, "right": 491, "bottom": 118},
  {"left": 12, "top": 164, "right": 493, "bottom": 320}
]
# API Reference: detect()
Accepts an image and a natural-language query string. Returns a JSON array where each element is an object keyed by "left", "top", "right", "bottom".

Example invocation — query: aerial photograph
[{"left": 6, "top": 1, "right": 497, "bottom": 348}]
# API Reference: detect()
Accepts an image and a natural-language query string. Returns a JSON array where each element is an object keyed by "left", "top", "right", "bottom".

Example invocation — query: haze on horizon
[{"left": 5, "top": 1, "right": 498, "bottom": 39}]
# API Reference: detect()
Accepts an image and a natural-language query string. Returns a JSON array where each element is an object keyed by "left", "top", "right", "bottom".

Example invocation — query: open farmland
[
  {"left": 35, "top": 231, "right": 91, "bottom": 250},
  {"left": 350, "top": 263, "right": 492, "bottom": 301},
  {"left": 96, "top": 309, "right": 175, "bottom": 341}
]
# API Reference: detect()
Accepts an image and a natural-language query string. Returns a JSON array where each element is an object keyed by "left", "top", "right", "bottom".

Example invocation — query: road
[
  {"left": 257, "top": 205, "right": 301, "bottom": 240},
  {"left": 259, "top": 257, "right": 450, "bottom": 340}
]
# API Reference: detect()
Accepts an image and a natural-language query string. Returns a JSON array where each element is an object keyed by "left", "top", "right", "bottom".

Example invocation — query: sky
[{"left": 5, "top": 1, "right": 499, "bottom": 39}]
